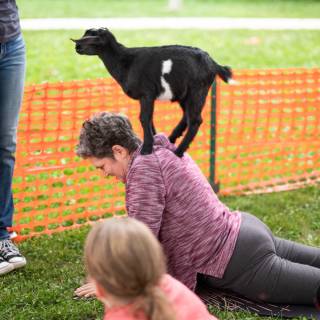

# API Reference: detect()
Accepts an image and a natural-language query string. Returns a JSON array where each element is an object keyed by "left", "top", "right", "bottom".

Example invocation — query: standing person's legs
[
  {"left": 202, "top": 212, "right": 320, "bottom": 305},
  {"left": 0, "top": 34, "right": 26, "bottom": 275}
]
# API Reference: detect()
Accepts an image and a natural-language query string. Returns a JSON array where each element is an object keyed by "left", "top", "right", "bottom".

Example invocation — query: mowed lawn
[{"left": 2, "top": 1, "right": 320, "bottom": 319}]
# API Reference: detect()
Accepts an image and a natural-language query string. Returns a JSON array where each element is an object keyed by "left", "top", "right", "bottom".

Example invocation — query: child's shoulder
[{"left": 104, "top": 304, "right": 146, "bottom": 320}]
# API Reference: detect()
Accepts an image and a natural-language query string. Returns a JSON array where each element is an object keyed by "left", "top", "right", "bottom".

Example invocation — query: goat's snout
[
  {"left": 75, "top": 44, "right": 84, "bottom": 54},
  {"left": 71, "top": 36, "right": 100, "bottom": 55},
  {"left": 71, "top": 39, "right": 84, "bottom": 54}
]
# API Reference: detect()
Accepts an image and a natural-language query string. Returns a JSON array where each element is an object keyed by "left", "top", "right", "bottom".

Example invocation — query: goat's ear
[{"left": 72, "top": 36, "right": 102, "bottom": 46}]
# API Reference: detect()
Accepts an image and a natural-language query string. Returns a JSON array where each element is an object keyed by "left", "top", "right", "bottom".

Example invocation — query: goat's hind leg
[
  {"left": 174, "top": 88, "right": 208, "bottom": 157},
  {"left": 151, "top": 121, "right": 157, "bottom": 135},
  {"left": 139, "top": 96, "right": 155, "bottom": 155},
  {"left": 174, "top": 112, "right": 202, "bottom": 158},
  {"left": 168, "top": 111, "right": 187, "bottom": 144}
]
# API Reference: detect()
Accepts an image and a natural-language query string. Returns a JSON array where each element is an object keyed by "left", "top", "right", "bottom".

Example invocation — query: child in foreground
[{"left": 84, "top": 217, "right": 218, "bottom": 320}]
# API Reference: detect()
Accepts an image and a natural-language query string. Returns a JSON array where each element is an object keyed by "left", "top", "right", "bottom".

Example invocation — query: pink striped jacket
[{"left": 125, "top": 134, "right": 241, "bottom": 290}]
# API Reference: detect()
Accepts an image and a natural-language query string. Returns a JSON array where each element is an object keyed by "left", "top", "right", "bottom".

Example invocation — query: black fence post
[{"left": 209, "top": 82, "right": 220, "bottom": 194}]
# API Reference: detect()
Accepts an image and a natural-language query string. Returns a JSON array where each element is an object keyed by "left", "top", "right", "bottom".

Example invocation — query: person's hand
[{"left": 74, "top": 282, "right": 96, "bottom": 298}]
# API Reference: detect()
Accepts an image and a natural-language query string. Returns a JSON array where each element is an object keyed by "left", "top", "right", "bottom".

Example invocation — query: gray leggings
[{"left": 203, "top": 212, "right": 320, "bottom": 305}]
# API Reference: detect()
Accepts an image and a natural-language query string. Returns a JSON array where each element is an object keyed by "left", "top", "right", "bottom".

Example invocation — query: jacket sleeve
[{"left": 125, "top": 153, "right": 166, "bottom": 238}]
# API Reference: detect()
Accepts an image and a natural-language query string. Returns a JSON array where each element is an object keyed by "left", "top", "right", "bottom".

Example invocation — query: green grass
[
  {"left": 24, "top": 29, "right": 320, "bottom": 84},
  {"left": 18, "top": 0, "right": 320, "bottom": 18},
  {"left": 1, "top": 185, "right": 319, "bottom": 319}
]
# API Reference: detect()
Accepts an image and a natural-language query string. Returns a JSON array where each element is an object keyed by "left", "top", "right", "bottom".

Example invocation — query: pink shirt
[
  {"left": 125, "top": 134, "right": 241, "bottom": 290},
  {"left": 104, "top": 274, "right": 217, "bottom": 320}
]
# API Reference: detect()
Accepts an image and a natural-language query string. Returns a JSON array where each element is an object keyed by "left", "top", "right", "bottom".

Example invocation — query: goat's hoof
[
  {"left": 174, "top": 149, "right": 184, "bottom": 158},
  {"left": 168, "top": 136, "right": 177, "bottom": 144},
  {"left": 140, "top": 146, "right": 153, "bottom": 155}
]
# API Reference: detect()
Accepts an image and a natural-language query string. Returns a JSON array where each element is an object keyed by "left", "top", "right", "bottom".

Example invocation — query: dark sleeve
[{"left": 126, "top": 153, "right": 166, "bottom": 238}]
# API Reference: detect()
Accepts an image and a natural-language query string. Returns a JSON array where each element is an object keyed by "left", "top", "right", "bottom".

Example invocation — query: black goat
[{"left": 72, "top": 28, "right": 233, "bottom": 157}]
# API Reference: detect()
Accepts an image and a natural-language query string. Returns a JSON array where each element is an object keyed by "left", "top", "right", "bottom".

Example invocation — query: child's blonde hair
[{"left": 84, "top": 217, "right": 175, "bottom": 320}]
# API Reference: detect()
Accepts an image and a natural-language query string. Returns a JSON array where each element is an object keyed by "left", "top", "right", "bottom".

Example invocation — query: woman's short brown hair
[{"left": 76, "top": 112, "right": 141, "bottom": 159}]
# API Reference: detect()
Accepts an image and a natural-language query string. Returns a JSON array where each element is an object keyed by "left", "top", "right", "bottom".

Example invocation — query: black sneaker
[
  {"left": 0, "top": 239, "right": 27, "bottom": 269},
  {"left": 0, "top": 255, "right": 14, "bottom": 275}
]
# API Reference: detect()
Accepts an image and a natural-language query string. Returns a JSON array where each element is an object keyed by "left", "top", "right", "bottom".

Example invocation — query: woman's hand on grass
[{"left": 74, "top": 282, "right": 96, "bottom": 298}]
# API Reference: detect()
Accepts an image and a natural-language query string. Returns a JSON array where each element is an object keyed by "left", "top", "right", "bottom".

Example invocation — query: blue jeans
[{"left": 0, "top": 34, "right": 26, "bottom": 240}]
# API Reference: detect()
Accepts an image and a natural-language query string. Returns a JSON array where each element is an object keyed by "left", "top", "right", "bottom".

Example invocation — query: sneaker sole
[
  {"left": 0, "top": 263, "right": 15, "bottom": 275},
  {"left": 10, "top": 259, "right": 27, "bottom": 270}
]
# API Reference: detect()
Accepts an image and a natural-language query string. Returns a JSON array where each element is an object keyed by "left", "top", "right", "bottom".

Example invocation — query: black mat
[{"left": 196, "top": 282, "right": 320, "bottom": 319}]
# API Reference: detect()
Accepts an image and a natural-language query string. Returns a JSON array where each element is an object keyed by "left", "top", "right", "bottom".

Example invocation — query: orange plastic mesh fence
[
  {"left": 216, "top": 68, "right": 320, "bottom": 195},
  {"left": 11, "top": 68, "right": 320, "bottom": 240},
  {"left": 13, "top": 78, "right": 210, "bottom": 241}
]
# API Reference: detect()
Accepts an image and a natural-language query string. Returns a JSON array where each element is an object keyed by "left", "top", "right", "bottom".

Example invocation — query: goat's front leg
[{"left": 139, "top": 96, "right": 155, "bottom": 155}]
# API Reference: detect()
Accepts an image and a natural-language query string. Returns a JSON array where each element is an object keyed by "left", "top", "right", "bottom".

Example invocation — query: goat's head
[{"left": 71, "top": 28, "right": 116, "bottom": 55}]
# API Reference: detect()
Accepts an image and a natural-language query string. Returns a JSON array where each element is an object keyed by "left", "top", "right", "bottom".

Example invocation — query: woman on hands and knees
[{"left": 76, "top": 112, "right": 320, "bottom": 307}]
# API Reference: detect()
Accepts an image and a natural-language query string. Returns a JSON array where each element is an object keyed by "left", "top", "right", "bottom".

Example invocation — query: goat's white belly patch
[
  {"left": 158, "top": 77, "right": 173, "bottom": 101},
  {"left": 157, "top": 59, "right": 173, "bottom": 101}
]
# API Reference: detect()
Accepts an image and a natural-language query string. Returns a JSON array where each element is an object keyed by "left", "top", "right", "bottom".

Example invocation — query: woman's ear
[{"left": 112, "top": 145, "right": 129, "bottom": 160}]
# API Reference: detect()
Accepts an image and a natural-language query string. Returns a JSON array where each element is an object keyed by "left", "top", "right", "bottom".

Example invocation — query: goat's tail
[{"left": 216, "top": 64, "right": 233, "bottom": 84}]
